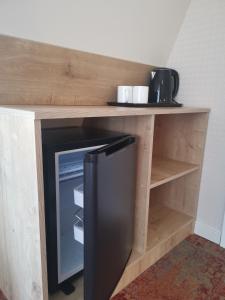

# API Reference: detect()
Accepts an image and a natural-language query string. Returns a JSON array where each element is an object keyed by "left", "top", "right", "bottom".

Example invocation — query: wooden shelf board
[
  {"left": 147, "top": 202, "right": 193, "bottom": 250},
  {"left": 150, "top": 157, "right": 199, "bottom": 189},
  {"left": 0, "top": 105, "right": 210, "bottom": 120}
]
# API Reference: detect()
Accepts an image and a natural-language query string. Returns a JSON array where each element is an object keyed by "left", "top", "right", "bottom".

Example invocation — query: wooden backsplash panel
[{"left": 0, "top": 35, "right": 153, "bottom": 105}]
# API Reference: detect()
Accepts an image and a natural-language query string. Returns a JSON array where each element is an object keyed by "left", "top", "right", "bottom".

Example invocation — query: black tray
[{"left": 107, "top": 101, "right": 182, "bottom": 108}]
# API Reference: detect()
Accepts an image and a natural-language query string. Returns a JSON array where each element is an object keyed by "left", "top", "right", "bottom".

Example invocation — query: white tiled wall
[{"left": 167, "top": 0, "right": 225, "bottom": 243}]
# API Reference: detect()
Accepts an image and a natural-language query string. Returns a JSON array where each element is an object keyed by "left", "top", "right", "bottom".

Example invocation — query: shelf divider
[{"left": 150, "top": 156, "right": 199, "bottom": 189}]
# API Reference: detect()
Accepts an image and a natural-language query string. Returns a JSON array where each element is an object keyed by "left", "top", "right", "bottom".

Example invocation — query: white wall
[
  {"left": 3, "top": 0, "right": 223, "bottom": 243},
  {"left": 167, "top": 0, "right": 225, "bottom": 243},
  {"left": 0, "top": 0, "right": 190, "bottom": 66}
]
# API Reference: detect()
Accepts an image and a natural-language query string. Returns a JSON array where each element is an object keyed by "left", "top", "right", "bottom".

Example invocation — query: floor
[
  {"left": 1, "top": 235, "right": 225, "bottom": 300},
  {"left": 113, "top": 235, "right": 225, "bottom": 300}
]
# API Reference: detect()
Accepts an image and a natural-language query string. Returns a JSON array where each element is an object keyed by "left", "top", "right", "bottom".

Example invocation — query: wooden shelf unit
[
  {"left": 147, "top": 201, "right": 193, "bottom": 250},
  {"left": 0, "top": 105, "right": 209, "bottom": 300},
  {"left": 150, "top": 156, "right": 199, "bottom": 189},
  {"left": 147, "top": 173, "right": 197, "bottom": 252}
]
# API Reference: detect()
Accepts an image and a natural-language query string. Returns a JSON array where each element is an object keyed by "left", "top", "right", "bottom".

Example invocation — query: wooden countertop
[{"left": 0, "top": 105, "right": 210, "bottom": 120}]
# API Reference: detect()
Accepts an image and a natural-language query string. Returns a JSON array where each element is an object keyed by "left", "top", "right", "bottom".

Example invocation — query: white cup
[
  {"left": 117, "top": 86, "right": 133, "bottom": 103},
  {"left": 133, "top": 86, "right": 149, "bottom": 104}
]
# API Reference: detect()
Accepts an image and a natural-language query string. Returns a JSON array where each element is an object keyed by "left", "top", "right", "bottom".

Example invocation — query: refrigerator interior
[{"left": 55, "top": 145, "right": 103, "bottom": 284}]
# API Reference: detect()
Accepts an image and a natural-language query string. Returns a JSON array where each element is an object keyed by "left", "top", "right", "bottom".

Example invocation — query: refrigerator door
[{"left": 84, "top": 136, "right": 136, "bottom": 300}]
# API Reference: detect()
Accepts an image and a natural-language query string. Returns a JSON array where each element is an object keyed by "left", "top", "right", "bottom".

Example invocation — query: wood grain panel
[
  {"left": 147, "top": 202, "right": 193, "bottom": 250},
  {"left": 152, "top": 113, "right": 209, "bottom": 217},
  {"left": 151, "top": 172, "right": 201, "bottom": 218},
  {"left": 34, "top": 120, "right": 48, "bottom": 300},
  {"left": 0, "top": 35, "right": 153, "bottom": 106},
  {"left": 0, "top": 115, "right": 46, "bottom": 300},
  {"left": 84, "top": 115, "right": 155, "bottom": 253},
  {"left": 150, "top": 156, "right": 199, "bottom": 189},
  {"left": 41, "top": 118, "right": 84, "bottom": 128},
  {"left": 153, "top": 113, "right": 209, "bottom": 164},
  {"left": 0, "top": 105, "right": 210, "bottom": 120}
]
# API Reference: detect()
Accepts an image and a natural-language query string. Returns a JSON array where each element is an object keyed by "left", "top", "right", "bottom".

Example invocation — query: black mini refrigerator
[{"left": 42, "top": 127, "right": 136, "bottom": 300}]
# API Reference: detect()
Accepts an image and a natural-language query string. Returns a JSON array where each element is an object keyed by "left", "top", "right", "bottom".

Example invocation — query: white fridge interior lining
[{"left": 55, "top": 145, "right": 104, "bottom": 283}]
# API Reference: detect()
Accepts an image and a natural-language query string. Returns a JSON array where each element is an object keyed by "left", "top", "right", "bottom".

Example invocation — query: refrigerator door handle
[{"left": 86, "top": 136, "right": 135, "bottom": 158}]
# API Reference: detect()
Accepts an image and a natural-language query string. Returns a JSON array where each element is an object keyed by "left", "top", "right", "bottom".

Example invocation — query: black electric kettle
[{"left": 148, "top": 68, "right": 179, "bottom": 104}]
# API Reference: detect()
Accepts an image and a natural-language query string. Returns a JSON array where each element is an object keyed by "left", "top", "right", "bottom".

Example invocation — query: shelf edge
[{"left": 150, "top": 166, "right": 199, "bottom": 189}]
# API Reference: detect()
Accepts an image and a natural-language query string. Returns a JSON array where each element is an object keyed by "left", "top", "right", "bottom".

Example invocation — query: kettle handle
[{"left": 171, "top": 69, "right": 179, "bottom": 99}]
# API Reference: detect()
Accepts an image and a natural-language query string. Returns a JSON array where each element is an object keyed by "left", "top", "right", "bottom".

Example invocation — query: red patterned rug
[
  {"left": 113, "top": 235, "right": 225, "bottom": 300},
  {"left": 1, "top": 235, "right": 225, "bottom": 300}
]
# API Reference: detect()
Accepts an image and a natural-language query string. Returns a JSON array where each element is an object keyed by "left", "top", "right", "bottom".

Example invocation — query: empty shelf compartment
[
  {"left": 147, "top": 202, "right": 193, "bottom": 250},
  {"left": 150, "top": 156, "right": 199, "bottom": 189}
]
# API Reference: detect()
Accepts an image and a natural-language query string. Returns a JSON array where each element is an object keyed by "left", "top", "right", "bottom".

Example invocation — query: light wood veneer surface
[
  {"left": 151, "top": 157, "right": 199, "bottom": 189},
  {"left": 0, "top": 105, "right": 210, "bottom": 120},
  {"left": 0, "top": 35, "right": 152, "bottom": 106},
  {"left": 147, "top": 202, "right": 193, "bottom": 250}
]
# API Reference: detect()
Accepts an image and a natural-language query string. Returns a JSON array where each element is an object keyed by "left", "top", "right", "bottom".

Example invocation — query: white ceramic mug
[
  {"left": 133, "top": 86, "right": 149, "bottom": 104},
  {"left": 117, "top": 86, "right": 133, "bottom": 103}
]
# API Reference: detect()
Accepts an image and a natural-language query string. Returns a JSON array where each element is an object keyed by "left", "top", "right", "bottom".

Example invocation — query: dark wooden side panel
[{"left": 0, "top": 35, "right": 153, "bottom": 105}]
